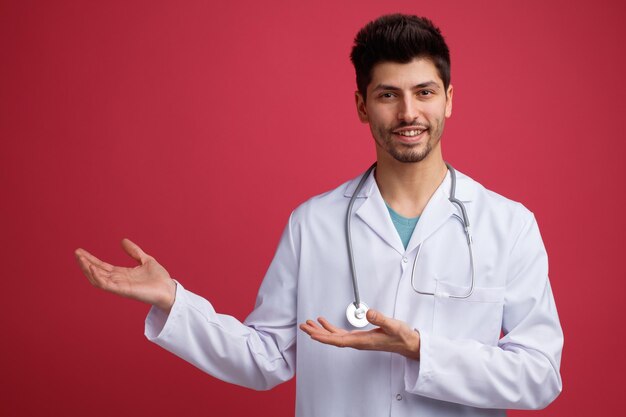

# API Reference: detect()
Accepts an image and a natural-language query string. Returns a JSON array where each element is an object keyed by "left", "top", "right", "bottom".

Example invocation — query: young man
[{"left": 76, "top": 14, "right": 563, "bottom": 416}]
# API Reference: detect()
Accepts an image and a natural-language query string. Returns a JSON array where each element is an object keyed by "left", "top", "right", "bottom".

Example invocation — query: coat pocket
[{"left": 432, "top": 281, "right": 505, "bottom": 346}]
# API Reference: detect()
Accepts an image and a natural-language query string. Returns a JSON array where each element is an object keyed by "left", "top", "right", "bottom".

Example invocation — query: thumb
[
  {"left": 366, "top": 309, "right": 390, "bottom": 329},
  {"left": 121, "top": 238, "right": 151, "bottom": 265}
]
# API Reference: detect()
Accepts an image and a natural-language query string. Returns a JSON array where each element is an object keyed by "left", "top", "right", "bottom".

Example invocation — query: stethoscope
[{"left": 345, "top": 162, "right": 476, "bottom": 327}]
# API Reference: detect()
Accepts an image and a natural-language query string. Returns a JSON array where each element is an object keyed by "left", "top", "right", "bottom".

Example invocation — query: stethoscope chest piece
[{"left": 346, "top": 302, "right": 369, "bottom": 328}]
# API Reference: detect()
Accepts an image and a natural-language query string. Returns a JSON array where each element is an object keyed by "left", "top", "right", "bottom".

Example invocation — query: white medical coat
[{"left": 145, "top": 168, "right": 563, "bottom": 416}]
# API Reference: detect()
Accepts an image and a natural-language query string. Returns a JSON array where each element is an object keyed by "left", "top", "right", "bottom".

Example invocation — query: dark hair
[{"left": 350, "top": 14, "right": 451, "bottom": 100}]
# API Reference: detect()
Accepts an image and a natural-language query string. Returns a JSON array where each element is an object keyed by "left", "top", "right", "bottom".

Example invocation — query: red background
[{"left": 1, "top": 0, "right": 625, "bottom": 415}]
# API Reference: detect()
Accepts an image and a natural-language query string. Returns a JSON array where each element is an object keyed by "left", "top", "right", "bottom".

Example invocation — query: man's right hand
[{"left": 75, "top": 238, "right": 176, "bottom": 313}]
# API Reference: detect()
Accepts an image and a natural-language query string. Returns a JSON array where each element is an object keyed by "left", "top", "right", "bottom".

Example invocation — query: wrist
[
  {"left": 156, "top": 279, "right": 177, "bottom": 313},
  {"left": 406, "top": 329, "right": 421, "bottom": 360}
]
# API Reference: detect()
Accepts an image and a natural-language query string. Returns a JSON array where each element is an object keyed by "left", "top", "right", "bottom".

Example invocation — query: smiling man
[
  {"left": 75, "top": 14, "right": 563, "bottom": 417},
  {"left": 362, "top": 60, "right": 451, "bottom": 165}
]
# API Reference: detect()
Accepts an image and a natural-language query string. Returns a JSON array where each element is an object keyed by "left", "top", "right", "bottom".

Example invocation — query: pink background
[{"left": 1, "top": 0, "right": 625, "bottom": 415}]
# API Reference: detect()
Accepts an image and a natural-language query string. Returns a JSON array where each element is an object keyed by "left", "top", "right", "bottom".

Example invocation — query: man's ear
[
  {"left": 445, "top": 84, "right": 453, "bottom": 118},
  {"left": 355, "top": 91, "right": 368, "bottom": 123}
]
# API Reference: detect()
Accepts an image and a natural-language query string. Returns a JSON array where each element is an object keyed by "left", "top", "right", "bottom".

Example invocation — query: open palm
[{"left": 75, "top": 238, "right": 176, "bottom": 312}]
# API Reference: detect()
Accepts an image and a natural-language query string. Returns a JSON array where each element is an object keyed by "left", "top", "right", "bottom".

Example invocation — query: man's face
[{"left": 356, "top": 58, "right": 453, "bottom": 164}]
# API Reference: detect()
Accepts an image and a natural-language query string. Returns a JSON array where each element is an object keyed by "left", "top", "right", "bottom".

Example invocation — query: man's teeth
[{"left": 397, "top": 130, "right": 424, "bottom": 137}]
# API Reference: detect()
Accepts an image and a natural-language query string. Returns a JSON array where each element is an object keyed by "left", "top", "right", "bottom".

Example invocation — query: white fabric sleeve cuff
[
  {"left": 404, "top": 330, "right": 433, "bottom": 392},
  {"left": 144, "top": 279, "right": 184, "bottom": 341}
]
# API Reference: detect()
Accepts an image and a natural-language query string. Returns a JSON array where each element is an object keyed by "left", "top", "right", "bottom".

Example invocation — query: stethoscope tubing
[
  {"left": 346, "top": 162, "right": 475, "bottom": 322},
  {"left": 346, "top": 162, "right": 377, "bottom": 309}
]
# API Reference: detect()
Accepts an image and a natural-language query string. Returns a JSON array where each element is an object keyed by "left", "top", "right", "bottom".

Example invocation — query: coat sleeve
[
  {"left": 403, "top": 211, "right": 563, "bottom": 409},
  {"left": 144, "top": 213, "right": 299, "bottom": 391}
]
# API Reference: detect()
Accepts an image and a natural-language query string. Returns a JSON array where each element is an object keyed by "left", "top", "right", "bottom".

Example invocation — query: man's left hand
[{"left": 299, "top": 309, "right": 420, "bottom": 360}]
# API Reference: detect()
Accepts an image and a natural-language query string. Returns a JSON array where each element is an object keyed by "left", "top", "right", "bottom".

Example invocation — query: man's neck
[{"left": 374, "top": 150, "right": 448, "bottom": 218}]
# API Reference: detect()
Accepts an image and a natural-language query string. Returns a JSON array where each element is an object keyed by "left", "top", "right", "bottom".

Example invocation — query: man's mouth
[
  {"left": 395, "top": 129, "right": 425, "bottom": 137},
  {"left": 392, "top": 126, "right": 429, "bottom": 142}
]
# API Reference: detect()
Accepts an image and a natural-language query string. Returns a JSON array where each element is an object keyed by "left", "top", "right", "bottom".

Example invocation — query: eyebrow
[{"left": 372, "top": 81, "right": 441, "bottom": 92}]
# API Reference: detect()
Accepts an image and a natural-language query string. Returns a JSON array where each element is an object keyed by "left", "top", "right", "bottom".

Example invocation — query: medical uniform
[{"left": 145, "top": 168, "right": 563, "bottom": 417}]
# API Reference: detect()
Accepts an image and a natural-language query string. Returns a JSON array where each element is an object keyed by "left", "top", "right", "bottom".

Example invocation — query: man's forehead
[{"left": 369, "top": 58, "right": 444, "bottom": 89}]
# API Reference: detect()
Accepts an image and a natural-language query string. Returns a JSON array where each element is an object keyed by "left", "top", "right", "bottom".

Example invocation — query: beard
[
  {"left": 386, "top": 136, "right": 434, "bottom": 163},
  {"left": 373, "top": 122, "right": 443, "bottom": 163}
]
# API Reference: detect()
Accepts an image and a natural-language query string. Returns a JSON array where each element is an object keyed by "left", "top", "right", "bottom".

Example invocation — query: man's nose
[{"left": 397, "top": 97, "right": 419, "bottom": 123}]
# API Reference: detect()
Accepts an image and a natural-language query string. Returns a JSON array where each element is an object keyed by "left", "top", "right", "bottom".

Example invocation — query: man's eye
[
  {"left": 419, "top": 90, "right": 434, "bottom": 96},
  {"left": 380, "top": 92, "right": 396, "bottom": 99}
]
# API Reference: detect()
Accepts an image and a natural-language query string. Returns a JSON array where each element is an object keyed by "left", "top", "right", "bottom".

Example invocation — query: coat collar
[{"left": 343, "top": 165, "right": 476, "bottom": 255}]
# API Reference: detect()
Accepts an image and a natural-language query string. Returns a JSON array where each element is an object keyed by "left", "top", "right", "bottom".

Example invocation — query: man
[{"left": 75, "top": 14, "right": 563, "bottom": 416}]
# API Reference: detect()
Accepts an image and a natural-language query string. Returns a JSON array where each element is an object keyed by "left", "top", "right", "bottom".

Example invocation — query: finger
[
  {"left": 74, "top": 248, "right": 114, "bottom": 272},
  {"left": 121, "top": 238, "right": 151, "bottom": 265},
  {"left": 368, "top": 310, "right": 409, "bottom": 341},
  {"left": 89, "top": 263, "right": 112, "bottom": 290},
  {"left": 75, "top": 248, "right": 114, "bottom": 272},
  {"left": 76, "top": 255, "right": 95, "bottom": 284},
  {"left": 309, "top": 331, "right": 345, "bottom": 347},
  {"left": 366, "top": 309, "right": 393, "bottom": 330},
  {"left": 299, "top": 320, "right": 326, "bottom": 335},
  {"left": 305, "top": 320, "right": 323, "bottom": 330},
  {"left": 299, "top": 323, "right": 317, "bottom": 336},
  {"left": 317, "top": 317, "right": 345, "bottom": 334},
  {"left": 76, "top": 254, "right": 113, "bottom": 286}
]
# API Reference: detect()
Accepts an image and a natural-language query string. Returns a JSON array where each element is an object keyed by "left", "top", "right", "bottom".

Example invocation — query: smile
[{"left": 395, "top": 129, "right": 425, "bottom": 137}]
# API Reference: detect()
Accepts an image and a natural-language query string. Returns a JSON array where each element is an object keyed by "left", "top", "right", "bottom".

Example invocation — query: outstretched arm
[
  {"left": 75, "top": 238, "right": 176, "bottom": 312},
  {"left": 75, "top": 216, "right": 300, "bottom": 391}
]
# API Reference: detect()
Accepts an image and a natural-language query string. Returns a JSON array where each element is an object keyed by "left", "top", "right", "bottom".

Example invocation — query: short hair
[{"left": 350, "top": 14, "right": 451, "bottom": 100}]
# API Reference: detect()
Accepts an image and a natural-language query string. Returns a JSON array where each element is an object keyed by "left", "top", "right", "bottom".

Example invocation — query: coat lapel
[
  {"left": 344, "top": 166, "right": 476, "bottom": 256},
  {"left": 405, "top": 168, "right": 475, "bottom": 254},
  {"left": 344, "top": 169, "right": 405, "bottom": 255}
]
